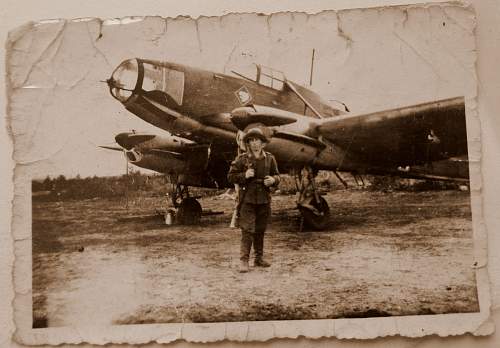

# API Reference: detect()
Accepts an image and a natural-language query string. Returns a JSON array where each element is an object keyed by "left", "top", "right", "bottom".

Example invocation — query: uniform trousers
[{"left": 238, "top": 202, "right": 271, "bottom": 261}]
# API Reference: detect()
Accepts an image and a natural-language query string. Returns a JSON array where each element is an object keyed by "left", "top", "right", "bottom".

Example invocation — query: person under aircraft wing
[{"left": 313, "top": 97, "right": 468, "bottom": 167}]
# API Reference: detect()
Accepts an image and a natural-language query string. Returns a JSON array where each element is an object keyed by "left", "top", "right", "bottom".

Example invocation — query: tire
[
  {"left": 176, "top": 198, "right": 202, "bottom": 225},
  {"left": 298, "top": 196, "right": 330, "bottom": 231}
]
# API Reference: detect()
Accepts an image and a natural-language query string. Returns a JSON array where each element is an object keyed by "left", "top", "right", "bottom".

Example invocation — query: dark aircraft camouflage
[{"left": 104, "top": 58, "right": 469, "bottom": 229}]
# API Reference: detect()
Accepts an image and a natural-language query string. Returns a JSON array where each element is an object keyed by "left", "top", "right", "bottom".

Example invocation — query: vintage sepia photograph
[{"left": 7, "top": 2, "right": 489, "bottom": 343}]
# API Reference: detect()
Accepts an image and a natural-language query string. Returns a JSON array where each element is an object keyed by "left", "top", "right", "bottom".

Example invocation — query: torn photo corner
[{"left": 7, "top": 1, "right": 493, "bottom": 345}]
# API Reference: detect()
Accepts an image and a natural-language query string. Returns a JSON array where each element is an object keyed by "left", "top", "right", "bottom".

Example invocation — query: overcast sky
[{"left": 7, "top": 6, "right": 476, "bottom": 179}]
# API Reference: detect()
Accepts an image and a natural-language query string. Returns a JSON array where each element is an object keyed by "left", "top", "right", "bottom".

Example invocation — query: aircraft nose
[{"left": 108, "top": 59, "right": 139, "bottom": 102}]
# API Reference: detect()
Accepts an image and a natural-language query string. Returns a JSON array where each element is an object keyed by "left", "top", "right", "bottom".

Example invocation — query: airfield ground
[{"left": 32, "top": 189, "right": 479, "bottom": 327}]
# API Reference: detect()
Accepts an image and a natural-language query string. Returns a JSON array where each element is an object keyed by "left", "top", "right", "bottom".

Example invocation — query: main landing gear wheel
[
  {"left": 294, "top": 166, "right": 331, "bottom": 231},
  {"left": 176, "top": 197, "right": 202, "bottom": 225},
  {"left": 298, "top": 196, "right": 330, "bottom": 230},
  {"left": 168, "top": 183, "right": 202, "bottom": 225}
]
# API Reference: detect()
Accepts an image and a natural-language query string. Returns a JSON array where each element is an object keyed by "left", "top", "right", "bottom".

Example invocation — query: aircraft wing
[
  {"left": 149, "top": 149, "right": 184, "bottom": 160},
  {"left": 150, "top": 145, "right": 210, "bottom": 172},
  {"left": 314, "top": 97, "right": 468, "bottom": 166}
]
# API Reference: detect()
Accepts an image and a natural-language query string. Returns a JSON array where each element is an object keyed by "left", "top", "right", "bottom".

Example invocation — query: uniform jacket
[{"left": 227, "top": 151, "right": 280, "bottom": 204}]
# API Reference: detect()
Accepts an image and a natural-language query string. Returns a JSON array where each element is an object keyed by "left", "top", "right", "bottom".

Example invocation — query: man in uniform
[{"left": 228, "top": 127, "right": 280, "bottom": 273}]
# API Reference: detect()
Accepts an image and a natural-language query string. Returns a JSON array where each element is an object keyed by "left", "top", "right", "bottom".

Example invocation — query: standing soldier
[{"left": 228, "top": 127, "right": 280, "bottom": 273}]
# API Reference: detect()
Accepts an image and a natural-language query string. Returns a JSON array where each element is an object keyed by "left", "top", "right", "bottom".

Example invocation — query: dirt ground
[{"left": 32, "top": 189, "right": 479, "bottom": 327}]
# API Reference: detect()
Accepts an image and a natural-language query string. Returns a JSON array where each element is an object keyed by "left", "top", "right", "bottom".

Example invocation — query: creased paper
[{"left": 7, "top": 2, "right": 492, "bottom": 344}]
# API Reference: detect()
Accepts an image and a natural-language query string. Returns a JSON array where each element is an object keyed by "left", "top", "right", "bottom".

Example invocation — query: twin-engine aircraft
[{"left": 106, "top": 58, "right": 469, "bottom": 229}]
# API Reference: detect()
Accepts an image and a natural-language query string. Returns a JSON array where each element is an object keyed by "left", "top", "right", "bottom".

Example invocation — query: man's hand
[
  {"left": 245, "top": 169, "right": 255, "bottom": 179},
  {"left": 264, "top": 175, "right": 275, "bottom": 187}
]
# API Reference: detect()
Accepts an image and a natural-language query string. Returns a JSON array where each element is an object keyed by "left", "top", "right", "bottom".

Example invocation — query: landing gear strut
[
  {"left": 294, "top": 166, "right": 331, "bottom": 230},
  {"left": 170, "top": 183, "right": 202, "bottom": 225}
]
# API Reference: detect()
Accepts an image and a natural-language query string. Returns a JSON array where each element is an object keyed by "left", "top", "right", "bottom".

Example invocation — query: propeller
[{"left": 98, "top": 145, "right": 123, "bottom": 151}]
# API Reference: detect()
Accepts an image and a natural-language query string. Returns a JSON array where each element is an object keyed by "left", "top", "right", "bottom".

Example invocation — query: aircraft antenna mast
[
  {"left": 301, "top": 48, "right": 319, "bottom": 116},
  {"left": 309, "top": 48, "right": 315, "bottom": 86}
]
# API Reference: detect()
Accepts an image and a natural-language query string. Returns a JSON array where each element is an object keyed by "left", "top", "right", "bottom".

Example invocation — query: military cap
[{"left": 242, "top": 127, "right": 269, "bottom": 143}]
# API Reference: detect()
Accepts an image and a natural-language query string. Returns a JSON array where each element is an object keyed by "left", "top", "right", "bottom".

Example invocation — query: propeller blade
[{"left": 99, "top": 145, "right": 124, "bottom": 152}]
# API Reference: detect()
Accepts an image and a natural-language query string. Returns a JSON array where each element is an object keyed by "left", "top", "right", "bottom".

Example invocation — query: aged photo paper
[{"left": 7, "top": 2, "right": 492, "bottom": 345}]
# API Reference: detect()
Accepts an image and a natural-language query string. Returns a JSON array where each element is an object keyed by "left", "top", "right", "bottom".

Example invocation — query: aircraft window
[
  {"left": 163, "top": 69, "right": 184, "bottom": 105},
  {"left": 142, "top": 63, "right": 162, "bottom": 90},
  {"left": 260, "top": 73, "right": 273, "bottom": 87},
  {"left": 259, "top": 66, "right": 284, "bottom": 90},
  {"left": 230, "top": 64, "right": 258, "bottom": 82},
  {"left": 109, "top": 59, "right": 138, "bottom": 102},
  {"left": 142, "top": 63, "right": 185, "bottom": 105}
]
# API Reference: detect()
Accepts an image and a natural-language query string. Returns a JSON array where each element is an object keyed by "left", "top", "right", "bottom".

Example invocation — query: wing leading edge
[{"left": 315, "top": 97, "right": 467, "bottom": 167}]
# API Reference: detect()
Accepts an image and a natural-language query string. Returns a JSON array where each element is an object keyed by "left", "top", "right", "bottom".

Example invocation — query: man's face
[{"left": 247, "top": 137, "right": 264, "bottom": 153}]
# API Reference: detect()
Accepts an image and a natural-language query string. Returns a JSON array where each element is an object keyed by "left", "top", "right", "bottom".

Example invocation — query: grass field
[{"left": 32, "top": 188, "right": 478, "bottom": 327}]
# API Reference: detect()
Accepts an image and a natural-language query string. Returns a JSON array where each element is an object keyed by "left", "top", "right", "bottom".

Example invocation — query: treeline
[
  {"left": 32, "top": 171, "right": 170, "bottom": 201},
  {"left": 275, "top": 172, "right": 464, "bottom": 194},
  {"left": 33, "top": 171, "right": 466, "bottom": 202},
  {"left": 367, "top": 175, "right": 465, "bottom": 192}
]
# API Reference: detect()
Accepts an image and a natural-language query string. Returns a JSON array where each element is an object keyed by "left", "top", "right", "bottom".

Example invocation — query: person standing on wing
[{"left": 228, "top": 127, "right": 280, "bottom": 273}]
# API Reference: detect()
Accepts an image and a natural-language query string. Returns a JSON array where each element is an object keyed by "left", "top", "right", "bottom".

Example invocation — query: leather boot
[
  {"left": 239, "top": 260, "right": 249, "bottom": 273},
  {"left": 254, "top": 234, "right": 271, "bottom": 267},
  {"left": 239, "top": 232, "right": 252, "bottom": 273},
  {"left": 254, "top": 258, "right": 271, "bottom": 267}
]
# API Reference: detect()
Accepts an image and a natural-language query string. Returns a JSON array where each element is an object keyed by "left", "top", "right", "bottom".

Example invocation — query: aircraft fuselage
[{"left": 108, "top": 58, "right": 354, "bottom": 172}]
